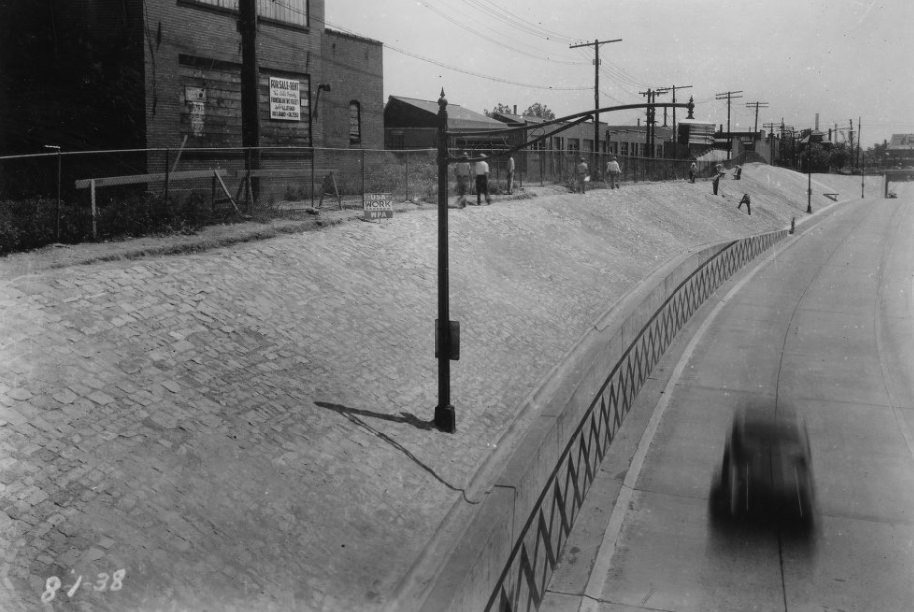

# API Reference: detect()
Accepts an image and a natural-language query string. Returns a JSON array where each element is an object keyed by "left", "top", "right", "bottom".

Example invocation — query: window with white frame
[{"left": 187, "top": 0, "right": 308, "bottom": 28}]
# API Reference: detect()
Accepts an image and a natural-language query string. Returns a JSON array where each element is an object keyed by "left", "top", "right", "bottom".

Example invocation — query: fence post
[
  {"left": 164, "top": 147, "right": 170, "bottom": 206},
  {"left": 310, "top": 147, "right": 315, "bottom": 208},
  {"left": 90, "top": 179, "right": 97, "bottom": 240},
  {"left": 404, "top": 151, "right": 409, "bottom": 202},
  {"left": 361, "top": 147, "right": 366, "bottom": 208}
]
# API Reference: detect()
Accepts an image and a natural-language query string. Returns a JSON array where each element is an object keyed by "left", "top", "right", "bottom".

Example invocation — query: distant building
[
  {"left": 886, "top": 134, "right": 914, "bottom": 166},
  {"left": 384, "top": 96, "right": 509, "bottom": 150},
  {"left": 606, "top": 125, "right": 671, "bottom": 159}
]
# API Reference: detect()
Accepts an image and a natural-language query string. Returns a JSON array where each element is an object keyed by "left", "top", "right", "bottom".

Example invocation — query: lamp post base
[{"left": 434, "top": 404, "right": 456, "bottom": 433}]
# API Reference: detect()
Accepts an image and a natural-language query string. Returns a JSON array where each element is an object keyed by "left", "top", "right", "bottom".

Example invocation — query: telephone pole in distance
[
  {"left": 716, "top": 90, "right": 743, "bottom": 159},
  {"left": 656, "top": 84, "right": 692, "bottom": 148},
  {"left": 744, "top": 101, "right": 769, "bottom": 134},
  {"left": 570, "top": 38, "right": 622, "bottom": 173}
]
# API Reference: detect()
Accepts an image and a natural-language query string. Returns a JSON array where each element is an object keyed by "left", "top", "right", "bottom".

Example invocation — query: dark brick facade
[{"left": 0, "top": 0, "right": 383, "bottom": 156}]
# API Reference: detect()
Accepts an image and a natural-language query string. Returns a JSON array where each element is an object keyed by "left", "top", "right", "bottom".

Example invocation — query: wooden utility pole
[
  {"left": 570, "top": 38, "right": 621, "bottom": 173},
  {"left": 657, "top": 85, "right": 692, "bottom": 154},
  {"left": 715, "top": 90, "right": 743, "bottom": 159},
  {"left": 239, "top": 0, "right": 260, "bottom": 202},
  {"left": 745, "top": 101, "right": 769, "bottom": 134},
  {"left": 639, "top": 88, "right": 667, "bottom": 157}
]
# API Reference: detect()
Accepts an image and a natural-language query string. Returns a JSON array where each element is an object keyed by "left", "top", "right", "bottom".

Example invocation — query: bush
[{"left": 0, "top": 191, "right": 220, "bottom": 255}]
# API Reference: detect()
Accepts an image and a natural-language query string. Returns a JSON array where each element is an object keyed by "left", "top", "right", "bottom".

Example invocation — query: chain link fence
[{"left": 1, "top": 145, "right": 709, "bottom": 254}]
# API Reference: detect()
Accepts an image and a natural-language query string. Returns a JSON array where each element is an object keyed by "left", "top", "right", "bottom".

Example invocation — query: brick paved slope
[{"left": 0, "top": 165, "right": 870, "bottom": 610}]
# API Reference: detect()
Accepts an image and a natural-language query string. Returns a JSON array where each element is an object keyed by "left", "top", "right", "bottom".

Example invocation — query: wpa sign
[{"left": 364, "top": 193, "right": 393, "bottom": 220}]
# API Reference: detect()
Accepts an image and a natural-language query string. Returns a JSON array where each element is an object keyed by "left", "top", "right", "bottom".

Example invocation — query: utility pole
[
  {"left": 859, "top": 116, "right": 864, "bottom": 197},
  {"left": 638, "top": 88, "right": 667, "bottom": 157},
  {"left": 657, "top": 85, "right": 692, "bottom": 156},
  {"left": 744, "top": 101, "right": 769, "bottom": 134},
  {"left": 715, "top": 90, "right": 743, "bottom": 159},
  {"left": 848, "top": 119, "right": 855, "bottom": 170},
  {"left": 239, "top": 0, "right": 260, "bottom": 202},
  {"left": 638, "top": 89, "right": 653, "bottom": 157},
  {"left": 570, "top": 38, "right": 621, "bottom": 173}
]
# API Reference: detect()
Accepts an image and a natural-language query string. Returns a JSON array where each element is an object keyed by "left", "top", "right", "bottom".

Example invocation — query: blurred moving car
[{"left": 712, "top": 407, "right": 815, "bottom": 527}]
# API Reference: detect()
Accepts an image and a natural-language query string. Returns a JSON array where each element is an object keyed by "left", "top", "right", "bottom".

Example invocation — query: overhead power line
[
  {"left": 420, "top": 1, "right": 584, "bottom": 65},
  {"left": 382, "top": 43, "right": 590, "bottom": 91},
  {"left": 269, "top": 1, "right": 590, "bottom": 92},
  {"left": 461, "top": 0, "right": 576, "bottom": 43}
]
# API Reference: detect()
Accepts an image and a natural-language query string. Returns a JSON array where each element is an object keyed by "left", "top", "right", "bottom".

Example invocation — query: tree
[
  {"left": 484, "top": 103, "right": 513, "bottom": 117},
  {"left": 827, "top": 144, "right": 850, "bottom": 171},
  {"left": 523, "top": 103, "right": 555, "bottom": 120}
]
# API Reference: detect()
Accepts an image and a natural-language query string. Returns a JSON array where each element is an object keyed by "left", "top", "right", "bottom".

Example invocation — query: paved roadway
[{"left": 544, "top": 185, "right": 914, "bottom": 611}]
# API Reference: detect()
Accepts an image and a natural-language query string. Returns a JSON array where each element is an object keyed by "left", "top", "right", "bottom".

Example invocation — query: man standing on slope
[{"left": 475, "top": 153, "right": 491, "bottom": 205}]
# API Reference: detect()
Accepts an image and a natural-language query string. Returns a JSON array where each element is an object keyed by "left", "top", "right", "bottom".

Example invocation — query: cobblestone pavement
[{"left": 0, "top": 176, "right": 802, "bottom": 610}]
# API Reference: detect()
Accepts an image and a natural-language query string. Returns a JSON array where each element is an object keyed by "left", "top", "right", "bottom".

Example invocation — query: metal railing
[{"left": 484, "top": 228, "right": 788, "bottom": 612}]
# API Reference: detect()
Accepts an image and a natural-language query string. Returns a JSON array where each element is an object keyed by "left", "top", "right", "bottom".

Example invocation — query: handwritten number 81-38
[{"left": 41, "top": 569, "right": 126, "bottom": 603}]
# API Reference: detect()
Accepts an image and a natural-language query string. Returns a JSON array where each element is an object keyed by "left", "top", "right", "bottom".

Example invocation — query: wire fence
[{"left": 0, "top": 145, "right": 717, "bottom": 254}]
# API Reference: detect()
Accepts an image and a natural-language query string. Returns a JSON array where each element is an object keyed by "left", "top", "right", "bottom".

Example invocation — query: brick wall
[
  {"left": 143, "top": 0, "right": 325, "bottom": 152},
  {"left": 321, "top": 29, "right": 384, "bottom": 152}
]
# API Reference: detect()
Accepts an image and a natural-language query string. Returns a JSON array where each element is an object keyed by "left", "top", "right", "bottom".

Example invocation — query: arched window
[{"left": 349, "top": 101, "right": 361, "bottom": 145}]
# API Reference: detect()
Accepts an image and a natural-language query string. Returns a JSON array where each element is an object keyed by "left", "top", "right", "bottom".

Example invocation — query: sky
[{"left": 324, "top": 0, "right": 914, "bottom": 148}]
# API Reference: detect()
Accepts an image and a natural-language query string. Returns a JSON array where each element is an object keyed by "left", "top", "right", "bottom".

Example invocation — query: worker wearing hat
[
  {"left": 474, "top": 153, "right": 491, "bottom": 205},
  {"left": 574, "top": 156, "right": 589, "bottom": 194},
  {"left": 454, "top": 152, "right": 471, "bottom": 208}
]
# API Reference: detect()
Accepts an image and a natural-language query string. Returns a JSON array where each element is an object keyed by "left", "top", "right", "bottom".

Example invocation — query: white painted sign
[
  {"left": 185, "top": 87, "right": 206, "bottom": 136},
  {"left": 269, "top": 77, "right": 301, "bottom": 121},
  {"left": 364, "top": 193, "right": 393, "bottom": 220}
]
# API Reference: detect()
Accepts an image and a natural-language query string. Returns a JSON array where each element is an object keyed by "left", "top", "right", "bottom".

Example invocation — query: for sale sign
[
  {"left": 269, "top": 77, "right": 301, "bottom": 121},
  {"left": 364, "top": 193, "right": 393, "bottom": 220}
]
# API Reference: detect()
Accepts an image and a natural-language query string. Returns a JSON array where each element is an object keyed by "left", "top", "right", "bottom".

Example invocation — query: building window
[
  {"left": 568, "top": 139, "right": 580, "bottom": 153},
  {"left": 620, "top": 142, "right": 629, "bottom": 156},
  {"left": 185, "top": 0, "right": 308, "bottom": 28},
  {"left": 349, "top": 101, "right": 361, "bottom": 144}
]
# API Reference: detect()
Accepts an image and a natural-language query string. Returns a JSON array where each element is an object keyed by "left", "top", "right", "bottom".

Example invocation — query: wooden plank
[
  {"left": 229, "top": 168, "right": 338, "bottom": 179},
  {"left": 76, "top": 169, "right": 226, "bottom": 189}
]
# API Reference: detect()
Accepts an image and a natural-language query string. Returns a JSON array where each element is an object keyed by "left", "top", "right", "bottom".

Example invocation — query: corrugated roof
[{"left": 388, "top": 96, "right": 506, "bottom": 130}]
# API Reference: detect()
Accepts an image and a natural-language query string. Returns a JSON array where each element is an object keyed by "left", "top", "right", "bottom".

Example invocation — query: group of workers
[{"left": 454, "top": 153, "right": 752, "bottom": 216}]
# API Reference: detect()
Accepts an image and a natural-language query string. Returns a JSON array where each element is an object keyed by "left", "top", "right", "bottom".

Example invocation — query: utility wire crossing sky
[{"left": 324, "top": 0, "right": 914, "bottom": 147}]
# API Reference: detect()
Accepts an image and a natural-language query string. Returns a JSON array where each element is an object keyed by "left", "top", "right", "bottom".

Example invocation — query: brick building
[{"left": 0, "top": 0, "right": 382, "bottom": 194}]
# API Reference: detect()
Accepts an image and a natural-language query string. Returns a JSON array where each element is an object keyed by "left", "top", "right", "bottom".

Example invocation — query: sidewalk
[{"left": 0, "top": 168, "right": 868, "bottom": 611}]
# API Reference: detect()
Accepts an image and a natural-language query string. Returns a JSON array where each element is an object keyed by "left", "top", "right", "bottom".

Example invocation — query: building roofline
[{"left": 324, "top": 27, "right": 382, "bottom": 47}]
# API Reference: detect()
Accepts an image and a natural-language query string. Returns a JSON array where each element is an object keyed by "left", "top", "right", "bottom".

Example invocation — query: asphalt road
[{"left": 543, "top": 185, "right": 914, "bottom": 611}]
